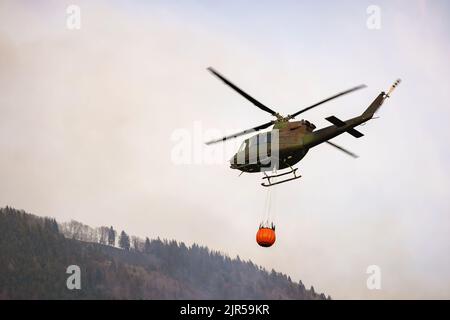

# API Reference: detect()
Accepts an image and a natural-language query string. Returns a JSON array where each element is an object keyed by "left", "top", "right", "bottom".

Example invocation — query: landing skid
[{"left": 261, "top": 167, "right": 301, "bottom": 187}]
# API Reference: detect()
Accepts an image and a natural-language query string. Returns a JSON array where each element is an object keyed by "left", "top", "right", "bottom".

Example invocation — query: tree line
[
  {"left": 59, "top": 220, "right": 155, "bottom": 253},
  {"left": 1, "top": 206, "right": 330, "bottom": 300}
]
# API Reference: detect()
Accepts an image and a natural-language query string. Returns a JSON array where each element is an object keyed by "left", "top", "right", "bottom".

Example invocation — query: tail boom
[{"left": 303, "top": 79, "right": 400, "bottom": 150}]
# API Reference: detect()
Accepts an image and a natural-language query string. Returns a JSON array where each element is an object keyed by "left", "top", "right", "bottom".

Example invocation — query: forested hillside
[{"left": 0, "top": 207, "right": 328, "bottom": 300}]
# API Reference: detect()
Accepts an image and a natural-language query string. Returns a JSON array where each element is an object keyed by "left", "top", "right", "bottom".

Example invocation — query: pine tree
[
  {"left": 108, "top": 226, "right": 116, "bottom": 246},
  {"left": 118, "top": 230, "right": 130, "bottom": 251},
  {"left": 144, "top": 237, "right": 151, "bottom": 253}
]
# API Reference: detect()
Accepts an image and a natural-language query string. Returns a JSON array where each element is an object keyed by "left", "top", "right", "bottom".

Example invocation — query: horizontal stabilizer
[
  {"left": 325, "top": 115, "right": 346, "bottom": 127},
  {"left": 346, "top": 128, "right": 364, "bottom": 138},
  {"left": 325, "top": 115, "right": 364, "bottom": 138}
]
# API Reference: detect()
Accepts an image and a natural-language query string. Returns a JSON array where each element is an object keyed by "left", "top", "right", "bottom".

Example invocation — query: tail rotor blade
[{"left": 386, "top": 79, "right": 401, "bottom": 98}]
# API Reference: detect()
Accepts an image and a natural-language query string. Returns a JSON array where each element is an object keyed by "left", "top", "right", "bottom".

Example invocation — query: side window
[
  {"left": 249, "top": 136, "right": 257, "bottom": 147},
  {"left": 258, "top": 132, "right": 271, "bottom": 144},
  {"left": 258, "top": 134, "right": 265, "bottom": 144}
]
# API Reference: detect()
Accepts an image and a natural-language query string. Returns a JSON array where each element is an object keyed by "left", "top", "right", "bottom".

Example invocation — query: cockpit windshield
[{"left": 238, "top": 140, "right": 248, "bottom": 152}]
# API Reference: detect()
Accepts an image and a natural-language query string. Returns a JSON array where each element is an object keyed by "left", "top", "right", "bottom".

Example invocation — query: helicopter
[{"left": 205, "top": 67, "right": 401, "bottom": 187}]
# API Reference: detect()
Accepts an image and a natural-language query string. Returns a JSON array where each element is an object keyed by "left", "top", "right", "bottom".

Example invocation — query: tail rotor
[{"left": 386, "top": 79, "right": 401, "bottom": 98}]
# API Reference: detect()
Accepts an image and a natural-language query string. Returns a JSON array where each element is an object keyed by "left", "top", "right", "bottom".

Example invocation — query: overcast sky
[{"left": 0, "top": 0, "right": 449, "bottom": 299}]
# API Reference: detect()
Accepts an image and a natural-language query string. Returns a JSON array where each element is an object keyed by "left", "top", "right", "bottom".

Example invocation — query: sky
[{"left": 0, "top": 0, "right": 449, "bottom": 299}]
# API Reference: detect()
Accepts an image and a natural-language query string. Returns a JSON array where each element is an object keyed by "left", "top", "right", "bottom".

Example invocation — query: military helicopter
[{"left": 206, "top": 67, "right": 401, "bottom": 187}]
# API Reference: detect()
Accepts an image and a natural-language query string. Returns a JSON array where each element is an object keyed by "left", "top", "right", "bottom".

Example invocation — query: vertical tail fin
[
  {"left": 362, "top": 92, "right": 386, "bottom": 119},
  {"left": 362, "top": 79, "right": 401, "bottom": 119}
]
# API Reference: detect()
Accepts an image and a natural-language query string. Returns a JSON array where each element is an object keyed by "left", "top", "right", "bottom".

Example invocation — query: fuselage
[{"left": 229, "top": 105, "right": 376, "bottom": 173}]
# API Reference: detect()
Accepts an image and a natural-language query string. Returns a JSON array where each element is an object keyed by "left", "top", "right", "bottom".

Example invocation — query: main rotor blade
[
  {"left": 207, "top": 67, "right": 279, "bottom": 117},
  {"left": 205, "top": 120, "right": 274, "bottom": 145},
  {"left": 326, "top": 141, "right": 359, "bottom": 158},
  {"left": 289, "top": 84, "right": 367, "bottom": 119}
]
